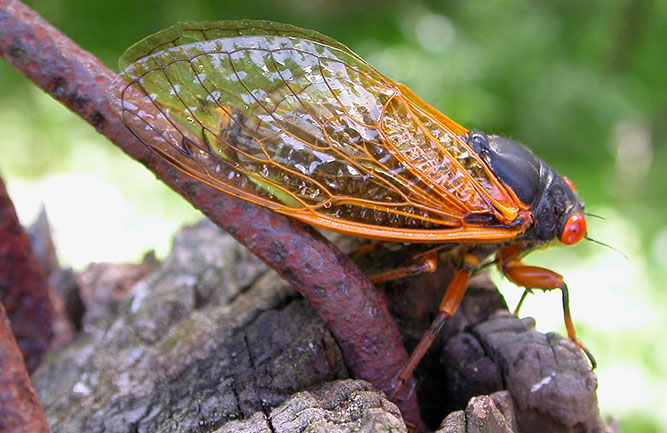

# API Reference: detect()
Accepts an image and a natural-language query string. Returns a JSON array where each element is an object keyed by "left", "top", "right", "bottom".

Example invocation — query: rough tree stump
[{"left": 32, "top": 220, "right": 613, "bottom": 433}]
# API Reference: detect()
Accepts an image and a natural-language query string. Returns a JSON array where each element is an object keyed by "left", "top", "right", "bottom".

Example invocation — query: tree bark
[{"left": 32, "top": 220, "right": 614, "bottom": 433}]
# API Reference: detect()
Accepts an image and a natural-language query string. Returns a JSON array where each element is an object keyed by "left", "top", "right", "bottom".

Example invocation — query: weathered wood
[
  {"left": 32, "top": 220, "right": 614, "bottom": 432},
  {"left": 436, "top": 391, "right": 517, "bottom": 433},
  {"left": 212, "top": 380, "right": 407, "bottom": 433},
  {"left": 475, "top": 313, "right": 604, "bottom": 433},
  {"left": 33, "top": 221, "right": 347, "bottom": 432}
]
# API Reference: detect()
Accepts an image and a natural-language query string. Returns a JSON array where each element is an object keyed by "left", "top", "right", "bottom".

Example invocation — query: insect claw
[
  {"left": 571, "top": 337, "right": 597, "bottom": 369},
  {"left": 387, "top": 375, "right": 415, "bottom": 403}
]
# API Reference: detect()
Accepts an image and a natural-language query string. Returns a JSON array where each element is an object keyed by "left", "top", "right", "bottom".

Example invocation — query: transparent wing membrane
[{"left": 109, "top": 20, "right": 527, "bottom": 242}]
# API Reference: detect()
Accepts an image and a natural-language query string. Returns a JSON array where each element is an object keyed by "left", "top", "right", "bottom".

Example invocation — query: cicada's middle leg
[{"left": 388, "top": 252, "right": 482, "bottom": 400}]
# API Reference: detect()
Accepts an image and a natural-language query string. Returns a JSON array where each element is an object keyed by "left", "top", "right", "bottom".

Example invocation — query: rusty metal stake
[
  {"left": 0, "top": 173, "right": 56, "bottom": 373},
  {"left": 0, "top": 301, "right": 51, "bottom": 433}
]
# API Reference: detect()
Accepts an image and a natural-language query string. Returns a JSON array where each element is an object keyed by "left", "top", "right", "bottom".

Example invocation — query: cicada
[{"left": 108, "top": 20, "right": 591, "bottom": 395}]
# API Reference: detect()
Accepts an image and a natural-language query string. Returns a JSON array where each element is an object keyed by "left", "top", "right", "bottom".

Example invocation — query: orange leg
[
  {"left": 350, "top": 241, "right": 385, "bottom": 257},
  {"left": 499, "top": 256, "right": 596, "bottom": 367},
  {"left": 389, "top": 253, "right": 480, "bottom": 400},
  {"left": 369, "top": 252, "right": 438, "bottom": 285}
]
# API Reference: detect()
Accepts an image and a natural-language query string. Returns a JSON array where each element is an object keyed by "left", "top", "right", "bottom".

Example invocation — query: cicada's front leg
[
  {"left": 389, "top": 252, "right": 482, "bottom": 400},
  {"left": 369, "top": 252, "right": 439, "bottom": 285},
  {"left": 496, "top": 244, "right": 596, "bottom": 367}
]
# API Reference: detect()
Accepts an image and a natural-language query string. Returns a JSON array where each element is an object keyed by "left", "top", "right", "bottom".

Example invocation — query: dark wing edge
[{"left": 119, "top": 20, "right": 358, "bottom": 70}]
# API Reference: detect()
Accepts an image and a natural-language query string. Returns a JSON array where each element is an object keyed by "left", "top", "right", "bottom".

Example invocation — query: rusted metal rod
[
  {"left": 0, "top": 0, "right": 423, "bottom": 428},
  {"left": 0, "top": 173, "right": 55, "bottom": 373},
  {"left": 0, "top": 301, "right": 51, "bottom": 433}
]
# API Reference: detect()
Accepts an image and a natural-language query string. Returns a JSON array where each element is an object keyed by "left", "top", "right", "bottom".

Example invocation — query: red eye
[
  {"left": 560, "top": 212, "right": 587, "bottom": 245},
  {"left": 563, "top": 176, "right": 577, "bottom": 192}
]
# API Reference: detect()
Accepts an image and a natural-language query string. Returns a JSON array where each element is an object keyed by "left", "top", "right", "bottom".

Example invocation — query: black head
[{"left": 467, "top": 131, "right": 587, "bottom": 245}]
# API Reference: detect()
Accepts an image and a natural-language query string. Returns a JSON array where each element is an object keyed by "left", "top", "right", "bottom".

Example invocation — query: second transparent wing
[{"left": 109, "top": 24, "right": 525, "bottom": 240}]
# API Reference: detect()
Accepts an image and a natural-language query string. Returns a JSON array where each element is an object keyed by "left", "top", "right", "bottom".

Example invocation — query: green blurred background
[{"left": 1, "top": 1, "right": 664, "bottom": 431}]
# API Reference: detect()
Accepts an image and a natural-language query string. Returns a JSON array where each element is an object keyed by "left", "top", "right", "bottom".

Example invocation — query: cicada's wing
[{"left": 108, "top": 20, "right": 527, "bottom": 242}]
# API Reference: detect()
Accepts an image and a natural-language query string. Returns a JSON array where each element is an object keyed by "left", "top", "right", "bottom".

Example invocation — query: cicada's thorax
[{"left": 466, "top": 132, "right": 586, "bottom": 249}]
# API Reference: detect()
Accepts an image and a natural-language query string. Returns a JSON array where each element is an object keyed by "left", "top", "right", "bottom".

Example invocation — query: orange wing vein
[{"left": 108, "top": 20, "right": 529, "bottom": 243}]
